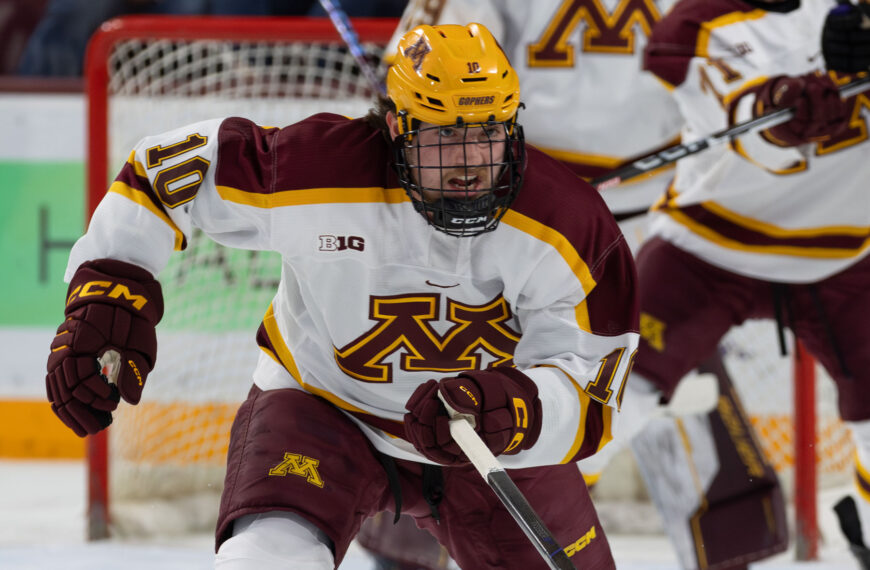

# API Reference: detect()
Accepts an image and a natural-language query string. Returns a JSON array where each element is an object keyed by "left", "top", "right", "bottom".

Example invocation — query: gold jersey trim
[
  {"left": 574, "top": 299, "right": 591, "bottom": 334},
  {"left": 261, "top": 303, "right": 371, "bottom": 416},
  {"left": 534, "top": 137, "right": 680, "bottom": 184},
  {"left": 702, "top": 201, "right": 870, "bottom": 239},
  {"left": 855, "top": 450, "right": 870, "bottom": 503},
  {"left": 216, "top": 185, "right": 409, "bottom": 208},
  {"left": 108, "top": 180, "right": 185, "bottom": 251},
  {"left": 501, "top": 210, "right": 598, "bottom": 295},
  {"left": 535, "top": 364, "right": 610, "bottom": 465}
]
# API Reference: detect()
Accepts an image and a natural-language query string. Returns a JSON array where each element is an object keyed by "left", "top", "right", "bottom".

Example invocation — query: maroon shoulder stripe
[{"left": 669, "top": 202, "right": 870, "bottom": 252}]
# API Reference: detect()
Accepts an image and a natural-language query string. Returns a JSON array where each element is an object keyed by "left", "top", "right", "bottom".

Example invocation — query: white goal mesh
[{"left": 720, "top": 320, "right": 851, "bottom": 493}]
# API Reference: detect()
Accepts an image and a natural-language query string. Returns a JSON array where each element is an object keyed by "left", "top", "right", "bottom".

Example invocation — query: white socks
[{"left": 215, "top": 511, "right": 334, "bottom": 569}]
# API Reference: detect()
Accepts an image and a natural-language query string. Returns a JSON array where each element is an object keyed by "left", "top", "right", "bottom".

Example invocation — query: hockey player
[
  {"left": 575, "top": 0, "right": 870, "bottom": 568},
  {"left": 363, "top": 2, "right": 682, "bottom": 567},
  {"left": 44, "top": 23, "right": 639, "bottom": 569}
]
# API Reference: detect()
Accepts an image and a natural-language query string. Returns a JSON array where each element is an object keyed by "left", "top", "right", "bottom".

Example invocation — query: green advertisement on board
[
  {"left": 0, "top": 161, "right": 282, "bottom": 331},
  {"left": 0, "top": 161, "right": 85, "bottom": 326}
]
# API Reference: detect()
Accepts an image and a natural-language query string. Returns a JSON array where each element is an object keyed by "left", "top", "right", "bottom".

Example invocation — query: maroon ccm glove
[
  {"left": 754, "top": 72, "right": 850, "bottom": 146},
  {"left": 46, "top": 259, "right": 163, "bottom": 437},
  {"left": 404, "top": 367, "right": 542, "bottom": 465}
]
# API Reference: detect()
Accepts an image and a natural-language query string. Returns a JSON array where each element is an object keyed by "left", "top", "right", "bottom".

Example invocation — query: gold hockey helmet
[{"left": 386, "top": 23, "right": 521, "bottom": 133}]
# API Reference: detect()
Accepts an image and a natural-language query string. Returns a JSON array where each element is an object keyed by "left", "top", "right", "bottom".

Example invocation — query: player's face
[
  {"left": 410, "top": 121, "right": 508, "bottom": 203},
  {"left": 389, "top": 115, "right": 508, "bottom": 204}
]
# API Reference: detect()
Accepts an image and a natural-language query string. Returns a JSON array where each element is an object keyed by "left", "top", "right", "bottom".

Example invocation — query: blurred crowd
[{"left": 0, "top": 0, "right": 407, "bottom": 77}]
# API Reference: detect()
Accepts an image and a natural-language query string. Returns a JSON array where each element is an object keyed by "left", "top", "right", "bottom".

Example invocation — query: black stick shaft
[
  {"left": 592, "top": 75, "right": 870, "bottom": 190},
  {"left": 487, "top": 470, "right": 578, "bottom": 569},
  {"left": 437, "top": 397, "right": 578, "bottom": 570}
]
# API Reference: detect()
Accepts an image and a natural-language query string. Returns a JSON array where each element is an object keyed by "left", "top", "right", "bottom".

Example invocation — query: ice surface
[{"left": 0, "top": 460, "right": 858, "bottom": 569}]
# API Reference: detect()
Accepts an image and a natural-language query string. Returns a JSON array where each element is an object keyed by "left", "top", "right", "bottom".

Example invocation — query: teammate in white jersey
[
  {"left": 45, "top": 23, "right": 640, "bottom": 569},
  {"left": 571, "top": 0, "right": 870, "bottom": 568}
]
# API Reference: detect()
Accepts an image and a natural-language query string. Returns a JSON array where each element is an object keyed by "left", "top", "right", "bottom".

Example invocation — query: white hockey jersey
[
  {"left": 645, "top": 0, "right": 870, "bottom": 283},
  {"left": 66, "top": 114, "right": 640, "bottom": 468},
  {"left": 386, "top": 0, "right": 685, "bottom": 215}
]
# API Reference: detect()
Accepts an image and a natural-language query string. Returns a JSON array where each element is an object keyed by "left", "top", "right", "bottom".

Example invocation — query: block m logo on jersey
[
  {"left": 269, "top": 452, "right": 324, "bottom": 488},
  {"left": 528, "top": 0, "right": 662, "bottom": 66},
  {"left": 334, "top": 294, "right": 521, "bottom": 382}
]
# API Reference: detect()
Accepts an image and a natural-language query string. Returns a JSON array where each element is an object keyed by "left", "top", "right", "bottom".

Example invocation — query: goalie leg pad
[
  {"left": 845, "top": 419, "right": 870, "bottom": 549},
  {"left": 631, "top": 354, "right": 787, "bottom": 569}
]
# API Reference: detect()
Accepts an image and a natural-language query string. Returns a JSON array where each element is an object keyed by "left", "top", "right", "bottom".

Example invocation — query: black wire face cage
[{"left": 393, "top": 115, "right": 526, "bottom": 237}]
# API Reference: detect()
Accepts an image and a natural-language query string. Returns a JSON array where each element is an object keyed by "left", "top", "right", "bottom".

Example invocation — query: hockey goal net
[{"left": 84, "top": 14, "right": 851, "bottom": 557}]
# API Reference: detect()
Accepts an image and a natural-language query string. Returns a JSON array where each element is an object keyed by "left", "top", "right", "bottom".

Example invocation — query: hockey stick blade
[
  {"left": 437, "top": 393, "right": 577, "bottom": 569},
  {"left": 592, "top": 74, "right": 870, "bottom": 190}
]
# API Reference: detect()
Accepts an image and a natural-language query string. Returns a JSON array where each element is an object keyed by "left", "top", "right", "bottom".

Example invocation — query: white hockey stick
[
  {"left": 317, "top": 0, "right": 386, "bottom": 95},
  {"left": 437, "top": 393, "right": 577, "bottom": 570}
]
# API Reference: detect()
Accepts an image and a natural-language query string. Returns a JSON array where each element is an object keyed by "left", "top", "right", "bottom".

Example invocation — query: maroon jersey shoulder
[
  {"left": 215, "top": 114, "right": 396, "bottom": 193},
  {"left": 512, "top": 145, "right": 624, "bottom": 281},
  {"left": 644, "top": 0, "right": 758, "bottom": 87}
]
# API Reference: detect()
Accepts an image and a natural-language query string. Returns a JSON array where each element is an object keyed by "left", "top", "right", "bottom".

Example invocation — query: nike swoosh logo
[{"left": 425, "top": 280, "right": 459, "bottom": 288}]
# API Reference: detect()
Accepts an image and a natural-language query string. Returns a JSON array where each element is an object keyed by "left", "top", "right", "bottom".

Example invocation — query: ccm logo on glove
[
  {"left": 67, "top": 280, "right": 150, "bottom": 311},
  {"left": 458, "top": 384, "right": 479, "bottom": 406},
  {"left": 505, "top": 397, "right": 529, "bottom": 452}
]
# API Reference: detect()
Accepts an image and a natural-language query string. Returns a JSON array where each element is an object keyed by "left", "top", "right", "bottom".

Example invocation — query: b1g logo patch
[{"left": 319, "top": 235, "right": 365, "bottom": 252}]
